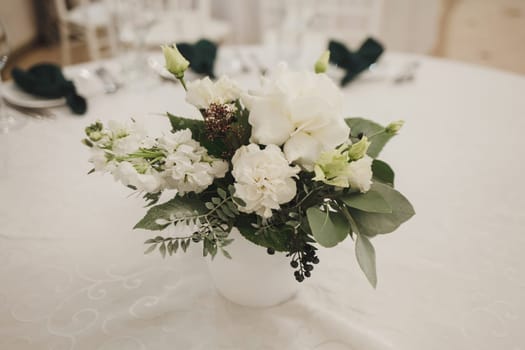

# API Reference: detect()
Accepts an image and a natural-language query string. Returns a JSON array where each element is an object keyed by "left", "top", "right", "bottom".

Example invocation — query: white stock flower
[
  {"left": 243, "top": 64, "right": 350, "bottom": 170},
  {"left": 160, "top": 129, "right": 228, "bottom": 195},
  {"left": 113, "top": 161, "right": 164, "bottom": 193},
  {"left": 231, "top": 144, "right": 299, "bottom": 218},
  {"left": 88, "top": 147, "right": 111, "bottom": 171},
  {"left": 185, "top": 76, "right": 241, "bottom": 109},
  {"left": 107, "top": 120, "right": 152, "bottom": 156},
  {"left": 347, "top": 156, "right": 373, "bottom": 193}
]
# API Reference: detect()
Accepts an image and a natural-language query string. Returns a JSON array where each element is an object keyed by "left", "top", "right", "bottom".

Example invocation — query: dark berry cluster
[
  {"left": 203, "top": 103, "right": 235, "bottom": 139},
  {"left": 288, "top": 244, "right": 319, "bottom": 282}
]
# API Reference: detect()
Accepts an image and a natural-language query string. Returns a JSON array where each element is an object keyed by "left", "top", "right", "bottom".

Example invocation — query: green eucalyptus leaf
[
  {"left": 306, "top": 207, "right": 349, "bottom": 248},
  {"left": 355, "top": 233, "right": 377, "bottom": 288},
  {"left": 342, "top": 189, "right": 392, "bottom": 213},
  {"left": 345, "top": 117, "right": 395, "bottom": 158},
  {"left": 349, "top": 182, "right": 415, "bottom": 236},
  {"left": 236, "top": 215, "right": 290, "bottom": 252},
  {"left": 134, "top": 197, "right": 206, "bottom": 231},
  {"left": 372, "top": 159, "right": 395, "bottom": 186}
]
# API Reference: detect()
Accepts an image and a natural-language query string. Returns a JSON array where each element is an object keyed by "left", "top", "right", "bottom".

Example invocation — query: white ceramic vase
[{"left": 207, "top": 227, "right": 299, "bottom": 307}]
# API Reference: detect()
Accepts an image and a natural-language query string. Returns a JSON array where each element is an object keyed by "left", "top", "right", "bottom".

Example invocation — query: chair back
[{"left": 259, "top": 0, "right": 383, "bottom": 47}]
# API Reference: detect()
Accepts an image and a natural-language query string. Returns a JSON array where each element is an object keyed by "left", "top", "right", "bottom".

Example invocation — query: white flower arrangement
[{"left": 83, "top": 47, "right": 414, "bottom": 285}]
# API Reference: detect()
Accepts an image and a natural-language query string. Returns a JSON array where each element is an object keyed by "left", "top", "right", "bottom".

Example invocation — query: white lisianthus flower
[
  {"left": 347, "top": 156, "right": 373, "bottom": 193},
  {"left": 113, "top": 161, "right": 164, "bottom": 193},
  {"left": 231, "top": 144, "right": 300, "bottom": 218},
  {"left": 243, "top": 64, "right": 350, "bottom": 170},
  {"left": 185, "top": 76, "right": 241, "bottom": 109},
  {"left": 160, "top": 129, "right": 228, "bottom": 195}
]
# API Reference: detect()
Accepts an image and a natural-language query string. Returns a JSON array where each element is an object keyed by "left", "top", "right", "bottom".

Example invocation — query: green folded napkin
[
  {"left": 328, "top": 38, "right": 384, "bottom": 87},
  {"left": 177, "top": 39, "right": 217, "bottom": 79},
  {"left": 11, "top": 63, "right": 87, "bottom": 115}
]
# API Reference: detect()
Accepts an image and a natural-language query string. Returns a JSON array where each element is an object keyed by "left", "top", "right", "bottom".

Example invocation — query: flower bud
[
  {"left": 348, "top": 136, "right": 370, "bottom": 161},
  {"left": 88, "top": 131, "right": 103, "bottom": 142},
  {"left": 162, "top": 44, "right": 190, "bottom": 79},
  {"left": 314, "top": 50, "right": 330, "bottom": 74},
  {"left": 386, "top": 120, "right": 404, "bottom": 134},
  {"left": 85, "top": 121, "right": 104, "bottom": 141}
]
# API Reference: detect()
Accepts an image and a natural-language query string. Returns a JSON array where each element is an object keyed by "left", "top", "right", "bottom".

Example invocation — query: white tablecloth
[{"left": 1, "top": 50, "right": 524, "bottom": 349}]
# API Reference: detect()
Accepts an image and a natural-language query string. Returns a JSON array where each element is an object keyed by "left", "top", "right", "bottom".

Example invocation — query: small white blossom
[
  {"left": 160, "top": 129, "right": 228, "bottom": 195},
  {"left": 347, "top": 156, "right": 373, "bottom": 193},
  {"left": 185, "top": 76, "right": 241, "bottom": 109},
  {"left": 113, "top": 161, "right": 164, "bottom": 193},
  {"left": 232, "top": 144, "right": 299, "bottom": 218}
]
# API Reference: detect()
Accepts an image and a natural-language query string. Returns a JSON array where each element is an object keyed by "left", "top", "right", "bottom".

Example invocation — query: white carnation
[
  {"left": 186, "top": 75, "right": 241, "bottom": 109},
  {"left": 243, "top": 64, "right": 350, "bottom": 170},
  {"left": 160, "top": 129, "right": 228, "bottom": 195},
  {"left": 347, "top": 156, "right": 373, "bottom": 193},
  {"left": 231, "top": 144, "right": 299, "bottom": 218}
]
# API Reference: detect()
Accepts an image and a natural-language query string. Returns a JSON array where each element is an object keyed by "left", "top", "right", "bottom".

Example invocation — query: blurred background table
[{"left": 1, "top": 47, "right": 524, "bottom": 349}]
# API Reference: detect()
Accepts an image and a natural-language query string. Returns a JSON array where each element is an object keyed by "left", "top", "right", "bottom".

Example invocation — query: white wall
[{"left": 0, "top": 0, "right": 37, "bottom": 51}]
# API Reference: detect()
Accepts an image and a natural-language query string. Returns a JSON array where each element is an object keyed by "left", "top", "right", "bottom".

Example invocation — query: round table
[{"left": 1, "top": 49, "right": 524, "bottom": 350}]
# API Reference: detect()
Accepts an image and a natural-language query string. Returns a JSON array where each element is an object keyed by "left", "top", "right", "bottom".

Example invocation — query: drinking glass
[{"left": 0, "top": 19, "right": 24, "bottom": 133}]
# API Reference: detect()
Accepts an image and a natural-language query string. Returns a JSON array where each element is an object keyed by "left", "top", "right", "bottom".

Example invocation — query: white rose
[
  {"left": 243, "top": 64, "right": 350, "bottom": 170},
  {"left": 231, "top": 144, "right": 300, "bottom": 218},
  {"left": 186, "top": 76, "right": 241, "bottom": 109},
  {"left": 347, "top": 156, "right": 373, "bottom": 193}
]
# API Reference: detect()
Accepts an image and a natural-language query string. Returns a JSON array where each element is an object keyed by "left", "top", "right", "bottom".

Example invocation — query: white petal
[
  {"left": 283, "top": 132, "right": 322, "bottom": 170},
  {"left": 311, "top": 116, "right": 350, "bottom": 150},
  {"left": 248, "top": 96, "right": 294, "bottom": 145}
]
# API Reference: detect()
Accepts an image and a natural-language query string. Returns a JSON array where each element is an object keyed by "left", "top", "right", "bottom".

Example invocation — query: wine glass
[
  {"left": 0, "top": 19, "right": 24, "bottom": 133},
  {"left": 111, "top": 0, "right": 162, "bottom": 85}
]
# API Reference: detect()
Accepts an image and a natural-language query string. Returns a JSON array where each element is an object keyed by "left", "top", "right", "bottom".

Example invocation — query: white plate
[
  {"left": 1, "top": 80, "right": 66, "bottom": 108},
  {"left": 2, "top": 68, "right": 106, "bottom": 109}
]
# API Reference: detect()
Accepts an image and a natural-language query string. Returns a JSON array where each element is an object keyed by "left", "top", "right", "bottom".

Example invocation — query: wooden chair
[
  {"left": 54, "top": 0, "right": 117, "bottom": 64},
  {"left": 259, "top": 0, "right": 384, "bottom": 48}
]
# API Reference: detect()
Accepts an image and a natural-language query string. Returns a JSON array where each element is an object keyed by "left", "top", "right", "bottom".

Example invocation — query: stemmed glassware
[
  {"left": 111, "top": 0, "right": 163, "bottom": 84},
  {"left": 0, "top": 18, "right": 24, "bottom": 133}
]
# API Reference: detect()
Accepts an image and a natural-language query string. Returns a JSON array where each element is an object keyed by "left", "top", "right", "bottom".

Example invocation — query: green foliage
[
  {"left": 341, "top": 188, "right": 392, "bottom": 213},
  {"left": 355, "top": 233, "right": 377, "bottom": 288},
  {"left": 345, "top": 117, "right": 395, "bottom": 158},
  {"left": 167, "top": 112, "right": 227, "bottom": 158},
  {"left": 372, "top": 159, "right": 395, "bottom": 186},
  {"left": 235, "top": 214, "right": 291, "bottom": 252},
  {"left": 348, "top": 182, "right": 415, "bottom": 237},
  {"left": 167, "top": 112, "right": 205, "bottom": 135},
  {"left": 134, "top": 196, "right": 206, "bottom": 231},
  {"left": 138, "top": 186, "right": 240, "bottom": 259},
  {"left": 306, "top": 206, "right": 349, "bottom": 248}
]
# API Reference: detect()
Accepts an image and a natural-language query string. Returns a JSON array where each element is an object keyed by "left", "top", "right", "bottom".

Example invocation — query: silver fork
[{"left": 95, "top": 67, "right": 119, "bottom": 94}]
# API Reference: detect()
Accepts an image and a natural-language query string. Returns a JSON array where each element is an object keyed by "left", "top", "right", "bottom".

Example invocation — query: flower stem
[{"left": 178, "top": 77, "right": 187, "bottom": 91}]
